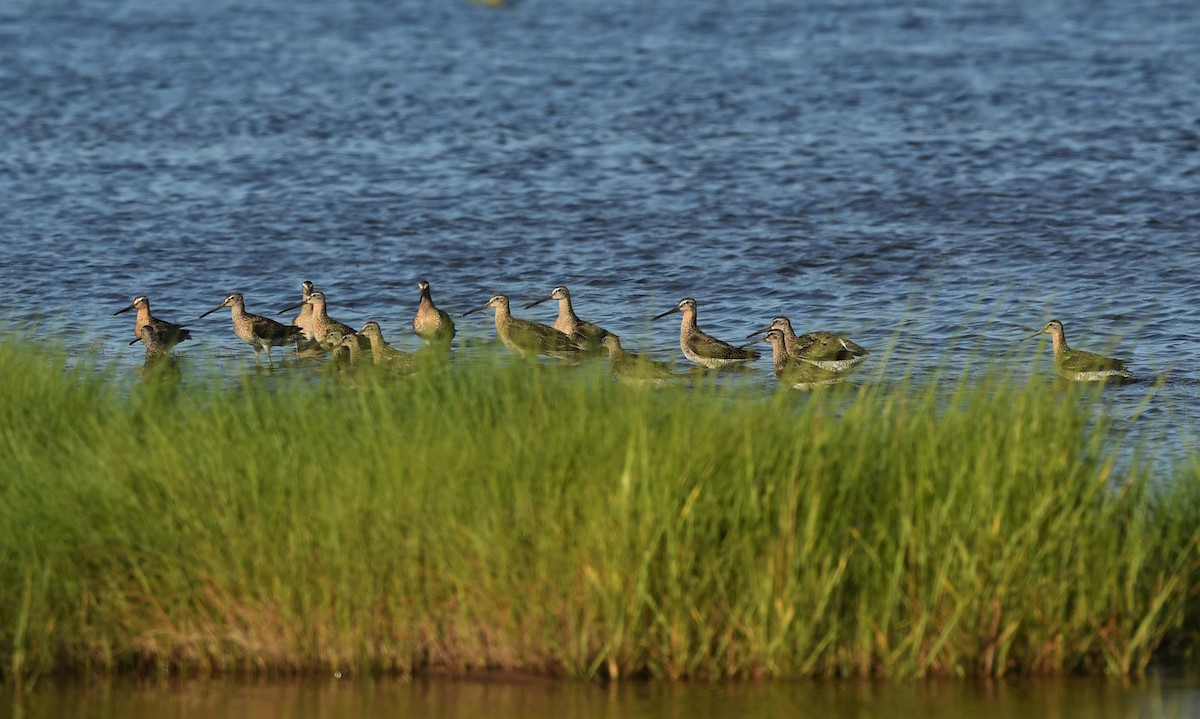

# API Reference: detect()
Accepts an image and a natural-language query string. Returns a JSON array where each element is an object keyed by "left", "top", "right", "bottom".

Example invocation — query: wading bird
[
  {"left": 1025, "top": 320, "right": 1133, "bottom": 382},
  {"left": 653, "top": 297, "right": 759, "bottom": 369},
  {"left": 199, "top": 293, "right": 303, "bottom": 366}
]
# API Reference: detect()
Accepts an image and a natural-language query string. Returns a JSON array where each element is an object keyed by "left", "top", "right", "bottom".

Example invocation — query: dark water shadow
[{"left": 5, "top": 674, "right": 1200, "bottom": 719}]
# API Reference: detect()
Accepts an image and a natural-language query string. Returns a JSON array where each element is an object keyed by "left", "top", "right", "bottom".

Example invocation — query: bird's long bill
[
  {"left": 1022, "top": 328, "right": 1046, "bottom": 341},
  {"left": 128, "top": 336, "right": 142, "bottom": 346},
  {"left": 462, "top": 301, "right": 491, "bottom": 317},
  {"left": 741, "top": 334, "right": 771, "bottom": 350},
  {"left": 522, "top": 294, "right": 553, "bottom": 310},
  {"left": 113, "top": 303, "right": 136, "bottom": 316},
  {"left": 652, "top": 306, "right": 681, "bottom": 320},
  {"left": 198, "top": 302, "right": 227, "bottom": 319},
  {"left": 745, "top": 325, "right": 772, "bottom": 340},
  {"left": 276, "top": 301, "right": 304, "bottom": 315}
]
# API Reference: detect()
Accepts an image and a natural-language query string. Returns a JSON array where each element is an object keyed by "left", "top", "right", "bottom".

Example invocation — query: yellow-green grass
[{"left": 1, "top": 337, "right": 1198, "bottom": 682}]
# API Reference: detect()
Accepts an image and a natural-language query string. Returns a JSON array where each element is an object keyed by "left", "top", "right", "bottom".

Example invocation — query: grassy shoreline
[{"left": 1, "top": 338, "right": 1198, "bottom": 682}]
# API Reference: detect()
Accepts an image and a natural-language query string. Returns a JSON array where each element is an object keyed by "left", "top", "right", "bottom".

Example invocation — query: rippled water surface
[{"left": 3, "top": 0, "right": 1200, "bottom": 461}]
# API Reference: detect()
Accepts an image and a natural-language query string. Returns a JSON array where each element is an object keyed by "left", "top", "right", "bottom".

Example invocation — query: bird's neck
[
  {"left": 1051, "top": 331, "right": 1068, "bottom": 357},
  {"left": 493, "top": 303, "right": 512, "bottom": 326},
  {"left": 678, "top": 310, "right": 698, "bottom": 334},
  {"left": 557, "top": 297, "right": 579, "bottom": 322},
  {"left": 769, "top": 340, "right": 788, "bottom": 374}
]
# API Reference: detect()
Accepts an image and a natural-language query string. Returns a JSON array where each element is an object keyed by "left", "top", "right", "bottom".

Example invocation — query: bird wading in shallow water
[
  {"left": 1024, "top": 319, "right": 1134, "bottom": 383},
  {"left": 278, "top": 290, "right": 365, "bottom": 349},
  {"left": 524, "top": 285, "right": 609, "bottom": 352},
  {"left": 359, "top": 321, "right": 417, "bottom": 373},
  {"left": 115, "top": 295, "right": 192, "bottom": 348},
  {"left": 283, "top": 280, "right": 328, "bottom": 356},
  {"left": 413, "top": 279, "right": 456, "bottom": 345},
  {"left": 199, "top": 293, "right": 304, "bottom": 367},
  {"left": 599, "top": 332, "right": 679, "bottom": 387},
  {"left": 653, "top": 297, "right": 759, "bottom": 369},
  {"left": 462, "top": 294, "right": 583, "bottom": 359},
  {"left": 750, "top": 328, "right": 844, "bottom": 390},
  {"left": 133, "top": 323, "right": 177, "bottom": 369},
  {"left": 746, "top": 316, "right": 868, "bottom": 373},
  {"left": 289, "top": 280, "right": 317, "bottom": 339}
]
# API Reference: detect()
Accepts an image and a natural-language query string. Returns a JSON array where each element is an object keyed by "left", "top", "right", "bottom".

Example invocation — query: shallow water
[
  {"left": 3, "top": 0, "right": 1199, "bottom": 462},
  {"left": 5, "top": 675, "right": 1200, "bottom": 719}
]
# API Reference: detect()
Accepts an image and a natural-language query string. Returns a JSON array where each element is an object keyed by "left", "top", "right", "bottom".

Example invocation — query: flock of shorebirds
[{"left": 114, "top": 280, "right": 1134, "bottom": 388}]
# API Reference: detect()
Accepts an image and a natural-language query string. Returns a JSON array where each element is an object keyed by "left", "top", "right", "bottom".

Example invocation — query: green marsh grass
[{"left": 1, "top": 337, "right": 1199, "bottom": 682}]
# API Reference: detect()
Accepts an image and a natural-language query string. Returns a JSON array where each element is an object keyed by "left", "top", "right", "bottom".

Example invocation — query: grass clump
[{"left": 0, "top": 337, "right": 1198, "bottom": 682}]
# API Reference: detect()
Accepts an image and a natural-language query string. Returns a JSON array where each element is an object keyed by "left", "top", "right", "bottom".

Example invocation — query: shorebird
[
  {"left": 746, "top": 316, "right": 868, "bottom": 372},
  {"left": 653, "top": 297, "right": 759, "bottom": 369},
  {"left": 600, "top": 332, "right": 678, "bottom": 387},
  {"left": 114, "top": 295, "right": 192, "bottom": 348},
  {"left": 133, "top": 323, "right": 175, "bottom": 368},
  {"left": 287, "top": 280, "right": 318, "bottom": 338},
  {"left": 338, "top": 332, "right": 363, "bottom": 367},
  {"left": 321, "top": 327, "right": 351, "bottom": 365},
  {"left": 279, "top": 291, "right": 365, "bottom": 348},
  {"left": 524, "top": 285, "right": 608, "bottom": 351},
  {"left": 199, "top": 293, "right": 304, "bottom": 366},
  {"left": 751, "top": 329, "right": 844, "bottom": 390},
  {"left": 320, "top": 331, "right": 362, "bottom": 378},
  {"left": 282, "top": 280, "right": 328, "bottom": 356},
  {"left": 413, "top": 280, "right": 456, "bottom": 344},
  {"left": 359, "top": 321, "right": 417, "bottom": 373},
  {"left": 462, "top": 294, "right": 582, "bottom": 358},
  {"left": 1025, "top": 320, "right": 1133, "bottom": 383}
]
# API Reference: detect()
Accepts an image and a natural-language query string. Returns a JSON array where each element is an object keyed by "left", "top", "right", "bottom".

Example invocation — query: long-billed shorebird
[
  {"left": 114, "top": 295, "right": 192, "bottom": 348},
  {"left": 133, "top": 323, "right": 175, "bottom": 367},
  {"left": 413, "top": 280, "right": 456, "bottom": 344},
  {"left": 751, "top": 329, "right": 844, "bottom": 390},
  {"left": 746, "top": 316, "right": 868, "bottom": 372},
  {"left": 282, "top": 280, "right": 329, "bottom": 356},
  {"left": 289, "top": 280, "right": 317, "bottom": 339},
  {"left": 279, "top": 290, "right": 365, "bottom": 348},
  {"left": 653, "top": 297, "right": 759, "bottom": 369},
  {"left": 600, "top": 332, "right": 678, "bottom": 387},
  {"left": 320, "top": 327, "right": 352, "bottom": 365},
  {"left": 320, "top": 331, "right": 361, "bottom": 377},
  {"left": 199, "top": 293, "right": 304, "bottom": 366},
  {"left": 463, "top": 294, "right": 582, "bottom": 358},
  {"left": 338, "top": 331, "right": 363, "bottom": 367},
  {"left": 524, "top": 285, "right": 608, "bottom": 351},
  {"left": 1025, "top": 320, "right": 1133, "bottom": 383},
  {"left": 359, "top": 321, "right": 417, "bottom": 373}
]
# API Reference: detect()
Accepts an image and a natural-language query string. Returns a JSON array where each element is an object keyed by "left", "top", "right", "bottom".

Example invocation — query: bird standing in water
[
  {"left": 653, "top": 297, "right": 759, "bottom": 369},
  {"left": 1025, "top": 320, "right": 1133, "bottom": 382}
]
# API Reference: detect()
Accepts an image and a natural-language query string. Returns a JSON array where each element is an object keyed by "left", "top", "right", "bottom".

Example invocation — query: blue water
[{"left": 2, "top": 0, "right": 1199, "bottom": 463}]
